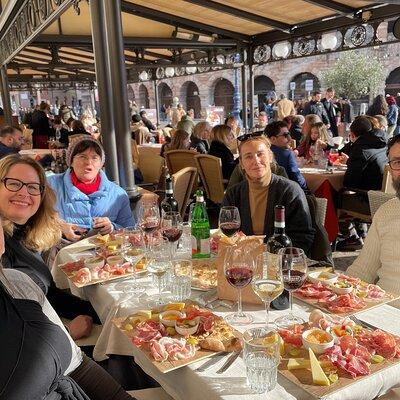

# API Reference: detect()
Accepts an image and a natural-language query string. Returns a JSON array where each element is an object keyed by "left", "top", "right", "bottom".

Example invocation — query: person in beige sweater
[
  {"left": 277, "top": 94, "right": 295, "bottom": 121},
  {"left": 347, "top": 135, "right": 400, "bottom": 307}
]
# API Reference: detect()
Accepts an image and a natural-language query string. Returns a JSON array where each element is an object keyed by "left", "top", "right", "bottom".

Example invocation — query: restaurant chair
[
  {"left": 367, "top": 190, "right": 396, "bottom": 218},
  {"left": 306, "top": 195, "right": 333, "bottom": 265},
  {"left": 131, "top": 139, "right": 140, "bottom": 166},
  {"left": 195, "top": 154, "right": 226, "bottom": 205},
  {"left": 137, "top": 151, "right": 165, "bottom": 190},
  {"left": 128, "top": 387, "right": 173, "bottom": 399},
  {"left": 172, "top": 167, "right": 197, "bottom": 218},
  {"left": 164, "top": 149, "right": 197, "bottom": 174}
]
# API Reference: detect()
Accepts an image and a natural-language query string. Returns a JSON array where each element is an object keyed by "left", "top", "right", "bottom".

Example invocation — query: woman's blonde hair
[
  {"left": 238, "top": 135, "right": 271, "bottom": 157},
  {"left": 167, "top": 129, "right": 190, "bottom": 151},
  {"left": 0, "top": 155, "right": 61, "bottom": 251},
  {"left": 307, "top": 122, "right": 330, "bottom": 144},
  {"left": 211, "top": 124, "right": 232, "bottom": 146},
  {"left": 193, "top": 121, "right": 211, "bottom": 141},
  {"left": 302, "top": 114, "right": 321, "bottom": 137}
]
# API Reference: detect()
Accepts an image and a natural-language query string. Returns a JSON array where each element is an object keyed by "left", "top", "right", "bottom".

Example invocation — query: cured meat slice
[
  {"left": 63, "top": 259, "right": 85, "bottom": 273},
  {"left": 133, "top": 321, "right": 166, "bottom": 347},
  {"left": 73, "top": 267, "right": 91, "bottom": 284},
  {"left": 278, "top": 324, "right": 304, "bottom": 347},
  {"left": 149, "top": 337, "right": 195, "bottom": 361},
  {"left": 366, "top": 284, "right": 386, "bottom": 299},
  {"left": 296, "top": 282, "right": 333, "bottom": 300},
  {"left": 323, "top": 293, "right": 366, "bottom": 313}
]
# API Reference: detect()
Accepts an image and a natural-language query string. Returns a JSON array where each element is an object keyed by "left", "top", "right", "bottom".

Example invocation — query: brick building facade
[{"left": 129, "top": 42, "right": 400, "bottom": 118}]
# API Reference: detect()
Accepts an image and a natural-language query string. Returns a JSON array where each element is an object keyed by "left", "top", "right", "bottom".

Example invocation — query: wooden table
[
  {"left": 138, "top": 143, "right": 162, "bottom": 156},
  {"left": 300, "top": 166, "right": 346, "bottom": 193}
]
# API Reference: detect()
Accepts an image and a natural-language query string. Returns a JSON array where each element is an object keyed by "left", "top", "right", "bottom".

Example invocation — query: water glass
[
  {"left": 243, "top": 327, "right": 280, "bottom": 394},
  {"left": 171, "top": 259, "right": 192, "bottom": 301}
]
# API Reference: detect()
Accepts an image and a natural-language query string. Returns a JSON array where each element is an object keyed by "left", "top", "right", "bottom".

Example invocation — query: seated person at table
[
  {"left": 131, "top": 114, "right": 151, "bottom": 144},
  {"left": 337, "top": 116, "right": 388, "bottom": 249},
  {"left": 50, "top": 115, "right": 70, "bottom": 147},
  {"left": 295, "top": 122, "right": 333, "bottom": 160},
  {"left": 0, "top": 219, "right": 133, "bottom": 400},
  {"left": 190, "top": 121, "right": 211, "bottom": 154},
  {"left": 265, "top": 121, "right": 308, "bottom": 190},
  {"left": 289, "top": 115, "right": 304, "bottom": 143},
  {"left": 48, "top": 137, "right": 134, "bottom": 242},
  {"left": 301, "top": 114, "right": 322, "bottom": 142},
  {"left": 139, "top": 110, "right": 157, "bottom": 132},
  {"left": 160, "top": 129, "right": 191, "bottom": 157},
  {"left": 222, "top": 135, "right": 315, "bottom": 255},
  {"left": 0, "top": 125, "right": 23, "bottom": 159},
  {"left": 0, "top": 154, "right": 98, "bottom": 340},
  {"left": 346, "top": 136, "right": 400, "bottom": 308},
  {"left": 209, "top": 124, "right": 238, "bottom": 180}
]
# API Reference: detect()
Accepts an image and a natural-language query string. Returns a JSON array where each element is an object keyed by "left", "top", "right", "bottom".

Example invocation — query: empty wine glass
[
  {"left": 138, "top": 203, "right": 160, "bottom": 250},
  {"left": 274, "top": 247, "right": 308, "bottom": 328},
  {"left": 253, "top": 252, "right": 284, "bottom": 326},
  {"left": 224, "top": 245, "right": 255, "bottom": 325},
  {"left": 219, "top": 206, "right": 241, "bottom": 238},
  {"left": 120, "top": 228, "right": 146, "bottom": 296},
  {"left": 160, "top": 211, "right": 183, "bottom": 262}
]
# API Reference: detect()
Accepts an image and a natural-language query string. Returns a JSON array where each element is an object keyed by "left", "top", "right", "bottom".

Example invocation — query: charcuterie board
[
  {"left": 294, "top": 272, "right": 399, "bottom": 317},
  {"left": 113, "top": 302, "right": 242, "bottom": 373}
]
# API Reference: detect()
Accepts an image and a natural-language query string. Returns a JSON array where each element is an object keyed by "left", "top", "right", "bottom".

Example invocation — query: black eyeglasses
[
  {"left": 237, "top": 131, "right": 264, "bottom": 142},
  {"left": 275, "top": 132, "right": 291, "bottom": 139},
  {"left": 389, "top": 159, "right": 400, "bottom": 171},
  {"left": 2, "top": 177, "right": 44, "bottom": 196}
]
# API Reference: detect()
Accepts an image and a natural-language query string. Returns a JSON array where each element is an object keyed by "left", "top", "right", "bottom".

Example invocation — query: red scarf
[{"left": 71, "top": 170, "right": 101, "bottom": 195}]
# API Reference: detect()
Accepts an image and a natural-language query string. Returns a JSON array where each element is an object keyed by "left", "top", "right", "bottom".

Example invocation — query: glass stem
[
  {"left": 132, "top": 261, "right": 137, "bottom": 288},
  {"left": 265, "top": 301, "right": 271, "bottom": 325},
  {"left": 237, "top": 289, "right": 243, "bottom": 316},
  {"left": 169, "top": 241, "right": 174, "bottom": 262},
  {"left": 289, "top": 291, "right": 293, "bottom": 317},
  {"left": 158, "top": 276, "right": 162, "bottom": 303}
]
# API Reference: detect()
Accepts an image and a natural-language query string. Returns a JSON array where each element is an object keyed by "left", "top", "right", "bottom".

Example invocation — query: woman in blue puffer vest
[{"left": 48, "top": 136, "right": 135, "bottom": 241}]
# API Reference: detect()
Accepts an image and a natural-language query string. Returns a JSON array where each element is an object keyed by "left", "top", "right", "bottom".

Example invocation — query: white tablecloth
[
  {"left": 300, "top": 167, "right": 345, "bottom": 193},
  {"left": 52, "top": 241, "right": 400, "bottom": 400}
]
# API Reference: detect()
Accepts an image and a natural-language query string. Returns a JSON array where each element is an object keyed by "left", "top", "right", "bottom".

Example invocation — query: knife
[
  {"left": 215, "top": 351, "right": 241, "bottom": 374},
  {"left": 350, "top": 315, "right": 378, "bottom": 330},
  {"left": 195, "top": 353, "right": 226, "bottom": 372}
]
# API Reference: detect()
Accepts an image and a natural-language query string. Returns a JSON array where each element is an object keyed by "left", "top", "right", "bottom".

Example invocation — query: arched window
[
  {"left": 386, "top": 67, "right": 400, "bottom": 97},
  {"left": 214, "top": 78, "right": 234, "bottom": 116},
  {"left": 254, "top": 75, "right": 275, "bottom": 110},
  {"left": 127, "top": 85, "right": 135, "bottom": 101},
  {"left": 139, "top": 84, "right": 150, "bottom": 108},
  {"left": 158, "top": 82, "right": 173, "bottom": 108},
  {"left": 289, "top": 72, "right": 320, "bottom": 100},
  {"left": 182, "top": 81, "right": 201, "bottom": 118}
]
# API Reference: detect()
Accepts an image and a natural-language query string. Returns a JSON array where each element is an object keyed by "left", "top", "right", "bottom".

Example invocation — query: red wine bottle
[
  {"left": 160, "top": 172, "right": 179, "bottom": 215},
  {"left": 267, "top": 205, "right": 292, "bottom": 311}
]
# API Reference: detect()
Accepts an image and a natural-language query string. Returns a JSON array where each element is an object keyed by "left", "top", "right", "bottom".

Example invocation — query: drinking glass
[
  {"left": 171, "top": 259, "right": 192, "bottom": 301},
  {"left": 252, "top": 252, "right": 284, "bottom": 326},
  {"left": 218, "top": 206, "right": 241, "bottom": 238},
  {"left": 161, "top": 211, "right": 183, "bottom": 261},
  {"left": 243, "top": 327, "right": 280, "bottom": 394},
  {"left": 120, "top": 228, "right": 146, "bottom": 296},
  {"left": 329, "top": 148, "right": 339, "bottom": 165},
  {"left": 224, "top": 245, "right": 255, "bottom": 325},
  {"left": 274, "top": 247, "right": 308, "bottom": 328},
  {"left": 138, "top": 203, "right": 160, "bottom": 250},
  {"left": 146, "top": 237, "right": 171, "bottom": 307}
]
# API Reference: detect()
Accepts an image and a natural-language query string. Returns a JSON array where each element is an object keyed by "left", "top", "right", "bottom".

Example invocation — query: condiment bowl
[
  {"left": 302, "top": 328, "right": 334, "bottom": 354},
  {"left": 160, "top": 310, "right": 186, "bottom": 327},
  {"left": 84, "top": 256, "right": 104, "bottom": 270},
  {"left": 308, "top": 271, "right": 338, "bottom": 286}
]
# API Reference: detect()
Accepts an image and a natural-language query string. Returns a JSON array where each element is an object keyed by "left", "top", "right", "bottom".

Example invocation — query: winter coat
[
  {"left": 209, "top": 140, "right": 238, "bottom": 179},
  {"left": 387, "top": 104, "right": 399, "bottom": 127},
  {"left": 48, "top": 169, "right": 135, "bottom": 229}
]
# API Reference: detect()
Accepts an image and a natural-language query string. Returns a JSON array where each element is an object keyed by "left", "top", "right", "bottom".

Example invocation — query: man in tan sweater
[
  {"left": 277, "top": 94, "right": 295, "bottom": 121},
  {"left": 347, "top": 135, "right": 400, "bottom": 307}
]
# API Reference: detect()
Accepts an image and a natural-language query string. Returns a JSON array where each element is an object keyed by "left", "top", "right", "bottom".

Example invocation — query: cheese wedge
[
  {"left": 135, "top": 310, "right": 152, "bottom": 319},
  {"left": 287, "top": 358, "right": 332, "bottom": 371},
  {"left": 309, "top": 348, "right": 330, "bottom": 386}
]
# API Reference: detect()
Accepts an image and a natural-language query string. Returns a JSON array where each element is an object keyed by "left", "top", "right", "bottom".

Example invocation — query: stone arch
[
  {"left": 158, "top": 82, "right": 173, "bottom": 108},
  {"left": 127, "top": 85, "right": 135, "bottom": 101},
  {"left": 254, "top": 75, "right": 275, "bottom": 110},
  {"left": 180, "top": 80, "right": 201, "bottom": 118},
  {"left": 386, "top": 67, "right": 400, "bottom": 96},
  {"left": 213, "top": 78, "right": 234, "bottom": 116},
  {"left": 289, "top": 72, "right": 320, "bottom": 100},
  {"left": 138, "top": 84, "right": 150, "bottom": 108}
]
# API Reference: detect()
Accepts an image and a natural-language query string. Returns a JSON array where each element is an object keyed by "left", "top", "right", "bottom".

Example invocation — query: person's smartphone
[{"left": 82, "top": 228, "right": 101, "bottom": 238}]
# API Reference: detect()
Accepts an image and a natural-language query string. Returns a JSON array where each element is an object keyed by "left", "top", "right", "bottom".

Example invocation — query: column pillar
[
  {"left": 154, "top": 80, "right": 160, "bottom": 126},
  {"left": 89, "top": 0, "right": 119, "bottom": 183},
  {"left": 232, "top": 54, "right": 242, "bottom": 125},
  {"left": 241, "top": 64, "right": 248, "bottom": 131},
  {"left": 0, "top": 66, "right": 12, "bottom": 124},
  {"left": 248, "top": 47, "right": 255, "bottom": 129},
  {"left": 103, "top": 0, "right": 137, "bottom": 194}
]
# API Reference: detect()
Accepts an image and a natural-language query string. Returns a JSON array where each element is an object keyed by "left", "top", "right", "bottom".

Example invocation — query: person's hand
[
  {"left": 338, "top": 153, "right": 349, "bottom": 164},
  {"left": 61, "top": 222, "right": 87, "bottom": 242},
  {"left": 67, "top": 315, "right": 93, "bottom": 340},
  {"left": 93, "top": 217, "right": 113, "bottom": 234},
  {"left": 326, "top": 123, "right": 331, "bottom": 129},
  {"left": 316, "top": 139, "right": 327, "bottom": 149}
]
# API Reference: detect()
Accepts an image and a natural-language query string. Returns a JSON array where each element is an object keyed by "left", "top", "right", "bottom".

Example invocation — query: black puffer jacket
[
  {"left": 343, "top": 129, "right": 388, "bottom": 190},
  {"left": 209, "top": 140, "right": 237, "bottom": 179}
]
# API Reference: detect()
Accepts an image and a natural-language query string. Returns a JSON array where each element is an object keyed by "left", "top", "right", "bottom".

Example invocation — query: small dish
[
  {"left": 160, "top": 310, "right": 186, "bottom": 327},
  {"left": 308, "top": 271, "right": 338, "bottom": 286},
  {"left": 330, "top": 281, "right": 353, "bottom": 294},
  {"left": 175, "top": 317, "right": 200, "bottom": 336},
  {"left": 302, "top": 328, "right": 334, "bottom": 354},
  {"left": 326, "top": 325, "right": 353, "bottom": 344},
  {"left": 84, "top": 256, "right": 104, "bottom": 270},
  {"left": 107, "top": 255, "right": 124, "bottom": 266}
]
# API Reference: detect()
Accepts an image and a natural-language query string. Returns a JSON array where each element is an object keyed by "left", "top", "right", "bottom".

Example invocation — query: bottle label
[
  {"left": 200, "top": 238, "right": 210, "bottom": 254},
  {"left": 196, "top": 196, "right": 204, "bottom": 203},
  {"left": 165, "top": 189, "right": 173, "bottom": 195},
  {"left": 274, "top": 222, "right": 285, "bottom": 228}
]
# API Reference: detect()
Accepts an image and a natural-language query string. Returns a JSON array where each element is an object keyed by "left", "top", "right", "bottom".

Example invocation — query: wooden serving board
[
  {"left": 278, "top": 338, "right": 400, "bottom": 398},
  {"left": 113, "top": 306, "right": 242, "bottom": 374},
  {"left": 59, "top": 259, "right": 147, "bottom": 288}
]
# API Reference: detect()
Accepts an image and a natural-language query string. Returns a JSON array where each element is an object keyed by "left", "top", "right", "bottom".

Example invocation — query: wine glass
[
  {"left": 253, "top": 252, "right": 284, "bottom": 326},
  {"left": 224, "top": 245, "right": 255, "bottom": 325},
  {"left": 219, "top": 206, "right": 241, "bottom": 238},
  {"left": 120, "top": 228, "right": 146, "bottom": 296},
  {"left": 274, "top": 247, "right": 308, "bottom": 328},
  {"left": 160, "top": 211, "right": 183, "bottom": 262},
  {"left": 146, "top": 237, "right": 171, "bottom": 307},
  {"left": 138, "top": 203, "right": 160, "bottom": 250}
]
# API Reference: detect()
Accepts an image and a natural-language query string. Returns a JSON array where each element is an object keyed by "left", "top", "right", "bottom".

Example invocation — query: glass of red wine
[
  {"left": 219, "top": 206, "right": 241, "bottom": 238},
  {"left": 274, "top": 247, "right": 308, "bottom": 328},
  {"left": 161, "top": 211, "right": 183, "bottom": 262},
  {"left": 138, "top": 203, "right": 160, "bottom": 250},
  {"left": 224, "top": 245, "right": 255, "bottom": 325}
]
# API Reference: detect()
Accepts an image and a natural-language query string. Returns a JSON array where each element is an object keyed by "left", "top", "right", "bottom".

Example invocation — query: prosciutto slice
[
  {"left": 133, "top": 321, "right": 166, "bottom": 347},
  {"left": 150, "top": 337, "right": 195, "bottom": 361},
  {"left": 296, "top": 282, "right": 333, "bottom": 301},
  {"left": 323, "top": 293, "right": 366, "bottom": 313},
  {"left": 278, "top": 324, "right": 304, "bottom": 347}
]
